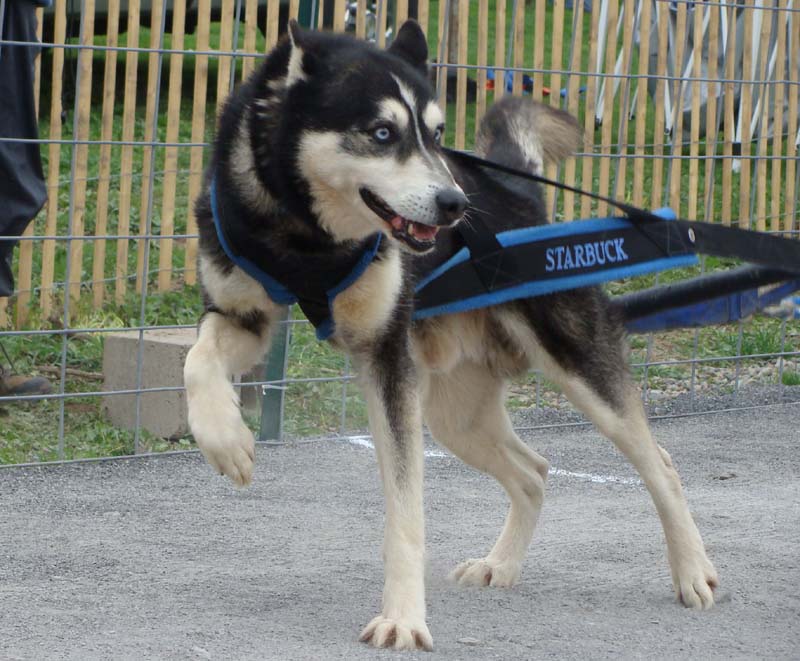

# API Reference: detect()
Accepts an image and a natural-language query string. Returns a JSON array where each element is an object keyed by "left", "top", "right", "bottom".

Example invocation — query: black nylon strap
[
  {"left": 416, "top": 218, "right": 695, "bottom": 312},
  {"left": 671, "top": 220, "right": 800, "bottom": 275},
  {"left": 456, "top": 215, "right": 522, "bottom": 290},
  {"left": 445, "top": 147, "right": 800, "bottom": 276}
]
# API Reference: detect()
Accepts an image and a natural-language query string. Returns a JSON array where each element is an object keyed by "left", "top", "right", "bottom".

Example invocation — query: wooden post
[
  {"left": 135, "top": 0, "right": 165, "bottom": 293},
  {"left": 494, "top": 0, "right": 506, "bottom": 101},
  {"left": 242, "top": 0, "right": 258, "bottom": 79},
  {"left": 185, "top": 0, "right": 211, "bottom": 286},
  {"left": 532, "top": 0, "right": 545, "bottom": 100},
  {"left": 447, "top": 0, "right": 459, "bottom": 64},
  {"left": 721, "top": 2, "right": 737, "bottom": 227},
  {"left": 115, "top": 0, "right": 141, "bottom": 302},
  {"left": 436, "top": 0, "right": 449, "bottom": 120},
  {"left": 754, "top": 2, "right": 774, "bottom": 233},
  {"left": 454, "top": 0, "right": 469, "bottom": 150},
  {"left": 90, "top": 0, "right": 121, "bottom": 309},
  {"left": 596, "top": 0, "right": 618, "bottom": 217},
  {"left": 738, "top": 0, "right": 754, "bottom": 228},
  {"left": 511, "top": 0, "right": 524, "bottom": 96},
  {"left": 549, "top": 0, "right": 565, "bottom": 107},
  {"left": 769, "top": 0, "right": 788, "bottom": 231},
  {"left": 580, "top": 0, "right": 601, "bottom": 218},
  {"left": 396, "top": 0, "right": 408, "bottom": 25},
  {"left": 356, "top": 0, "right": 366, "bottom": 38},
  {"left": 667, "top": 0, "right": 687, "bottom": 217},
  {"left": 475, "top": 0, "right": 488, "bottom": 139},
  {"left": 687, "top": 1, "right": 705, "bottom": 221},
  {"left": 650, "top": 0, "right": 669, "bottom": 210},
  {"left": 611, "top": 0, "right": 635, "bottom": 205},
  {"left": 15, "top": 6, "right": 45, "bottom": 326},
  {"left": 544, "top": 0, "right": 565, "bottom": 216},
  {"left": 66, "top": 0, "right": 96, "bottom": 306},
  {"left": 267, "top": 0, "right": 280, "bottom": 46},
  {"left": 158, "top": 0, "right": 187, "bottom": 293},
  {"left": 217, "top": 0, "right": 235, "bottom": 111},
  {"left": 561, "top": 0, "right": 585, "bottom": 219},
  {"left": 784, "top": 3, "right": 799, "bottom": 232},
  {"left": 376, "top": 0, "right": 387, "bottom": 48},
  {"left": 632, "top": 0, "right": 652, "bottom": 209},
  {"left": 418, "top": 0, "right": 429, "bottom": 36},
  {"left": 703, "top": 3, "right": 721, "bottom": 220}
]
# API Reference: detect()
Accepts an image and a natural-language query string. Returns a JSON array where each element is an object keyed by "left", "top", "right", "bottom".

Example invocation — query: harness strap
[
  {"left": 415, "top": 210, "right": 697, "bottom": 319},
  {"left": 210, "top": 178, "right": 298, "bottom": 305},
  {"left": 444, "top": 148, "right": 800, "bottom": 276},
  {"left": 210, "top": 175, "right": 383, "bottom": 340}
]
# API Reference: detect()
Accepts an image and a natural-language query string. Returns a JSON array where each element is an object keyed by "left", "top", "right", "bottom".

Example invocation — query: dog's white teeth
[{"left": 409, "top": 222, "right": 438, "bottom": 241}]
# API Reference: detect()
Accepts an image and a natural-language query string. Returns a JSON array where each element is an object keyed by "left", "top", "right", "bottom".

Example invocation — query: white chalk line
[{"left": 339, "top": 436, "right": 641, "bottom": 486}]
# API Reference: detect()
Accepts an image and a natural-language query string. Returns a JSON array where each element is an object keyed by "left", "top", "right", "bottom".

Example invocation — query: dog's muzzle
[{"left": 360, "top": 186, "right": 467, "bottom": 252}]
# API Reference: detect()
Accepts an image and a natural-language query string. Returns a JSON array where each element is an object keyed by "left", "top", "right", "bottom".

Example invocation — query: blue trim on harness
[
  {"left": 413, "top": 208, "right": 698, "bottom": 320},
  {"left": 210, "top": 176, "right": 383, "bottom": 340},
  {"left": 210, "top": 179, "right": 299, "bottom": 306}
]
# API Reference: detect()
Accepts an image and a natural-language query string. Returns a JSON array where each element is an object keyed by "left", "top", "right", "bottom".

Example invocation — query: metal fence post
[{"left": 259, "top": 308, "right": 291, "bottom": 442}]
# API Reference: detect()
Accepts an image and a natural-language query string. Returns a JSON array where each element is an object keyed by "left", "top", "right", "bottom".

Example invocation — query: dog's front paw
[
  {"left": 671, "top": 552, "right": 719, "bottom": 610},
  {"left": 359, "top": 615, "right": 433, "bottom": 651},
  {"left": 449, "top": 558, "right": 521, "bottom": 588},
  {"left": 191, "top": 412, "right": 255, "bottom": 488}
]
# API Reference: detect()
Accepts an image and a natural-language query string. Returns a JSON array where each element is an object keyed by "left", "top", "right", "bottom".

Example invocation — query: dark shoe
[{"left": 0, "top": 370, "right": 52, "bottom": 398}]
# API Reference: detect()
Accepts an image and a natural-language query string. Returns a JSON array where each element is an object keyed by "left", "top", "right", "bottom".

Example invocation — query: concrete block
[{"left": 102, "top": 328, "right": 197, "bottom": 440}]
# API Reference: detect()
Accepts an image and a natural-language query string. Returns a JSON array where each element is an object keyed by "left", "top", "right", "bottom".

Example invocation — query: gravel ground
[{"left": 1, "top": 392, "right": 799, "bottom": 660}]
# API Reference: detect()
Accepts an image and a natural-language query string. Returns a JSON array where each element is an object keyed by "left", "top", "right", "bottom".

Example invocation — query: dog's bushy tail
[{"left": 475, "top": 97, "right": 582, "bottom": 175}]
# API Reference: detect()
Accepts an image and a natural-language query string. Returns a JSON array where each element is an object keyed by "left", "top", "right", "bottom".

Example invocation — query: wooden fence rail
[{"left": 2, "top": 0, "right": 798, "bottom": 328}]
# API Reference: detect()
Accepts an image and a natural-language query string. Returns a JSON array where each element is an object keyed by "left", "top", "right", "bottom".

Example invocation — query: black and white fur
[{"left": 184, "top": 20, "right": 718, "bottom": 651}]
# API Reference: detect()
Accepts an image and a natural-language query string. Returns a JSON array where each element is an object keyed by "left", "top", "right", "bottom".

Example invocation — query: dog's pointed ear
[
  {"left": 387, "top": 20, "right": 428, "bottom": 74},
  {"left": 286, "top": 19, "right": 316, "bottom": 86}
]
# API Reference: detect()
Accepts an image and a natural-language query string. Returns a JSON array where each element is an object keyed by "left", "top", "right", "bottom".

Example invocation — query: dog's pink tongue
[{"left": 390, "top": 216, "right": 406, "bottom": 231}]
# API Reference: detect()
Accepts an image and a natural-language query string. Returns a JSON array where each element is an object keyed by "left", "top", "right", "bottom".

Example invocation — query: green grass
[
  {"left": 782, "top": 371, "right": 800, "bottom": 386},
  {"left": 2, "top": 3, "right": 799, "bottom": 463}
]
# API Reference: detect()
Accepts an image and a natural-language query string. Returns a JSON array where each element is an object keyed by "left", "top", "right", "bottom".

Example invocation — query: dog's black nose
[{"left": 436, "top": 189, "right": 468, "bottom": 224}]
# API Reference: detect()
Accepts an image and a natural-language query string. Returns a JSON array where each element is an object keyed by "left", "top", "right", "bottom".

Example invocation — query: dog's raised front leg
[
  {"left": 356, "top": 351, "right": 432, "bottom": 651},
  {"left": 184, "top": 309, "right": 275, "bottom": 486}
]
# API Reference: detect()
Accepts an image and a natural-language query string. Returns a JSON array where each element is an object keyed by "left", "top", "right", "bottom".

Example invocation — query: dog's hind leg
[
  {"left": 423, "top": 361, "right": 549, "bottom": 588},
  {"left": 184, "top": 308, "right": 277, "bottom": 486},
  {"left": 506, "top": 303, "right": 719, "bottom": 610},
  {"left": 552, "top": 368, "right": 717, "bottom": 608}
]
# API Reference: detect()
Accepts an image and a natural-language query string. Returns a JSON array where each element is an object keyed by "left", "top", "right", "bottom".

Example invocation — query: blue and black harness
[{"left": 211, "top": 148, "right": 800, "bottom": 339}]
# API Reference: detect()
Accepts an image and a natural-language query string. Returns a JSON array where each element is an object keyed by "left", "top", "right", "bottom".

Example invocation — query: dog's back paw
[
  {"left": 449, "top": 558, "right": 521, "bottom": 588},
  {"left": 671, "top": 554, "right": 719, "bottom": 611}
]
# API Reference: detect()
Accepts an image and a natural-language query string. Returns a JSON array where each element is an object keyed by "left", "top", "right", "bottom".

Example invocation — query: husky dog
[{"left": 184, "top": 20, "right": 718, "bottom": 651}]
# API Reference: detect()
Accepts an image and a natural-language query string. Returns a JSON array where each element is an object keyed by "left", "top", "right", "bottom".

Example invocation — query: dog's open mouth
[{"left": 359, "top": 188, "right": 438, "bottom": 251}]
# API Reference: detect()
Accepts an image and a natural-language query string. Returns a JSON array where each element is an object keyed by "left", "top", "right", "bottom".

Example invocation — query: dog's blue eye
[
  {"left": 433, "top": 126, "right": 444, "bottom": 144},
  {"left": 373, "top": 126, "right": 393, "bottom": 143}
]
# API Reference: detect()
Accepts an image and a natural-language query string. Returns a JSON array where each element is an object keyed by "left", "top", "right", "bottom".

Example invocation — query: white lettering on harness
[{"left": 545, "top": 238, "right": 629, "bottom": 273}]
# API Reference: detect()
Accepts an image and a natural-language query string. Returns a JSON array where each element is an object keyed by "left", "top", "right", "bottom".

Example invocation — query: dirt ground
[{"left": 1, "top": 403, "right": 799, "bottom": 660}]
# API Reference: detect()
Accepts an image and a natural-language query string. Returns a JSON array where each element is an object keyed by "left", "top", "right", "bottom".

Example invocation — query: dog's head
[{"left": 276, "top": 20, "right": 467, "bottom": 253}]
